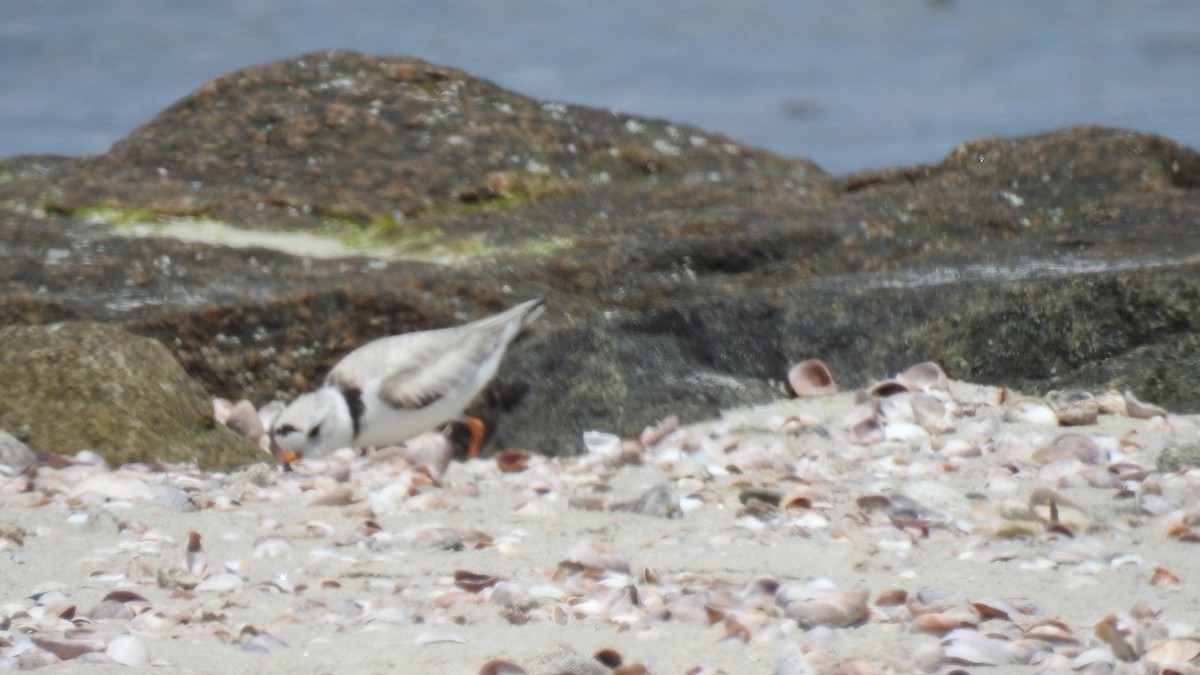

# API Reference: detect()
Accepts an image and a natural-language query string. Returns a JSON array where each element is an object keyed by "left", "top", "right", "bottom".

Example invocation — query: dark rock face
[
  {"left": 2, "top": 49, "right": 1199, "bottom": 458},
  {"left": 0, "top": 323, "right": 261, "bottom": 470}
]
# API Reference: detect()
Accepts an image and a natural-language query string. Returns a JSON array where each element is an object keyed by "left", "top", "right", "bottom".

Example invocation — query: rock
[
  {"left": 2, "top": 50, "right": 1200, "bottom": 456},
  {"left": 0, "top": 323, "right": 262, "bottom": 470},
  {"left": 0, "top": 430, "right": 35, "bottom": 473},
  {"left": 1156, "top": 444, "right": 1200, "bottom": 473}
]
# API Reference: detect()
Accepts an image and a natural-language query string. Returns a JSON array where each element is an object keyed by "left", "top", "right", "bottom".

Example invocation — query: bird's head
[{"left": 269, "top": 388, "right": 353, "bottom": 463}]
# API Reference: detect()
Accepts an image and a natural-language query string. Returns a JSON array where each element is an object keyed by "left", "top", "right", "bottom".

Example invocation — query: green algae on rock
[{"left": 0, "top": 322, "right": 262, "bottom": 471}]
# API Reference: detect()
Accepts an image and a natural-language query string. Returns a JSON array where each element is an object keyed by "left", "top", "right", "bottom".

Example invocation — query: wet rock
[
  {"left": 0, "top": 322, "right": 261, "bottom": 470},
  {"left": 1, "top": 50, "right": 1200, "bottom": 457}
]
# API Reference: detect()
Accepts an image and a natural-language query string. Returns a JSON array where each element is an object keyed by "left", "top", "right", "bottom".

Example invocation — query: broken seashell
[
  {"left": 781, "top": 488, "right": 823, "bottom": 511},
  {"left": 594, "top": 648, "right": 623, "bottom": 668},
  {"left": 934, "top": 437, "right": 979, "bottom": 458},
  {"left": 865, "top": 379, "right": 909, "bottom": 399},
  {"left": 1028, "top": 487, "right": 1091, "bottom": 531},
  {"left": 194, "top": 573, "right": 244, "bottom": 593},
  {"left": 397, "top": 431, "right": 454, "bottom": 476},
  {"left": 911, "top": 394, "right": 954, "bottom": 433},
  {"left": 639, "top": 415, "right": 680, "bottom": 447},
  {"left": 886, "top": 500, "right": 953, "bottom": 530},
  {"left": 489, "top": 581, "right": 535, "bottom": 611},
  {"left": 105, "top": 634, "right": 149, "bottom": 667},
  {"left": 913, "top": 607, "right": 981, "bottom": 635},
  {"left": 31, "top": 637, "right": 103, "bottom": 661},
  {"left": 779, "top": 585, "right": 869, "bottom": 628},
  {"left": 582, "top": 430, "right": 622, "bottom": 459},
  {"left": 942, "top": 629, "right": 1033, "bottom": 666},
  {"left": 897, "top": 361, "right": 949, "bottom": 393},
  {"left": 308, "top": 485, "right": 355, "bottom": 506},
  {"left": 454, "top": 570, "right": 501, "bottom": 593},
  {"left": 251, "top": 535, "right": 294, "bottom": 559},
  {"left": 562, "top": 540, "right": 630, "bottom": 573},
  {"left": 1003, "top": 399, "right": 1059, "bottom": 426},
  {"left": 1031, "top": 433, "right": 1101, "bottom": 465},
  {"left": 971, "top": 597, "right": 1021, "bottom": 621},
  {"left": 1070, "top": 647, "right": 1116, "bottom": 672},
  {"left": 1023, "top": 622, "right": 1079, "bottom": 645},
  {"left": 1093, "top": 614, "right": 1144, "bottom": 662},
  {"left": 479, "top": 659, "right": 529, "bottom": 675},
  {"left": 788, "top": 359, "right": 838, "bottom": 398},
  {"left": 884, "top": 421, "right": 930, "bottom": 442},
  {"left": 1124, "top": 390, "right": 1167, "bottom": 419},
  {"left": 1054, "top": 399, "right": 1099, "bottom": 426},
  {"left": 67, "top": 471, "right": 155, "bottom": 501},
  {"left": 848, "top": 418, "right": 885, "bottom": 445},
  {"left": 220, "top": 399, "right": 264, "bottom": 439},
  {"left": 1148, "top": 566, "right": 1180, "bottom": 586},
  {"left": 875, "top": 588, "right": 908, "bottom": 606},
  {"left": 494, "top": 450, "right": 531, "bottom": 473}
]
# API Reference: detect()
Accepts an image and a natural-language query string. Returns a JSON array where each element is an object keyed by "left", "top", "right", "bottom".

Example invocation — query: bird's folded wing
[{"left": 329, "top": 325, "right": 500, "bottom": 410}]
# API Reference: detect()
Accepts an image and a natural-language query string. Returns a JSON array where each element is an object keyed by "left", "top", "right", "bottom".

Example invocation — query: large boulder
[
  {"left": 1, "top": 50, "right": 1198, "bottom": 457},
  {"left": 0, "top": 322, "right": 262, "bottom": 470}
]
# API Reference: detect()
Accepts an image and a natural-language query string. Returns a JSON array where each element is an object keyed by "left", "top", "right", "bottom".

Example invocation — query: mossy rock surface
[
  {"left": 0, "top": 322, "right": 262, "bottom": 470},
  {"left": 2, "top": 51, "right": 1200, "bottom": 456}
]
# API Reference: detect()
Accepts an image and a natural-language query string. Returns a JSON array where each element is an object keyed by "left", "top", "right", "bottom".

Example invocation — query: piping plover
[{"left": 270, "top": 298, "right": 545, "bottom": 463}]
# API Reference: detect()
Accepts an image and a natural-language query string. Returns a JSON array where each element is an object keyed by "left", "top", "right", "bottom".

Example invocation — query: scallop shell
[
  {"left": 1055, "top": 399, "right": 1099, "bottom": 426},
  {"left": 105, "top": 634, "right": 149, "bottom": 667},
  {"left": 788, "top": 359, "right": 838, "bottom": 398}
]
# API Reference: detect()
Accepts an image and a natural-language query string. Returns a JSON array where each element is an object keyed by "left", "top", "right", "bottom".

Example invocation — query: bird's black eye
[
  {"left": 307, "top": 425, "right": 321, "bottom": 439},
  {"left": 275, "top": 424, "right": 298, "bottom": 437}
]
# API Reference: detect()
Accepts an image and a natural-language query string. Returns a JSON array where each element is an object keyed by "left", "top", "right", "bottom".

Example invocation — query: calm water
[{"left": 3, "top": 0, "right": 1198, "bottom": 173}]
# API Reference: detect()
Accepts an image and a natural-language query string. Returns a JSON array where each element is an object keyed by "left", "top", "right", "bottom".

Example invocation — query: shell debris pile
[{"left": 2, "top": 361, "right": 1200, "bottom": 673}]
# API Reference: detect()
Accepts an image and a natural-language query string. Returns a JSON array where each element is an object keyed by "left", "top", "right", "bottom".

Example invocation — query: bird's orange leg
[{"left": 465, "top": 416, "right": 486, "bottom": 459}]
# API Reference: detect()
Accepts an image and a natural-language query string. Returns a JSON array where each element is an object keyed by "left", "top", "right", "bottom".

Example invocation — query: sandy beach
[{"left": 2, "top": 366, "right": 1199, "bottom": 673}]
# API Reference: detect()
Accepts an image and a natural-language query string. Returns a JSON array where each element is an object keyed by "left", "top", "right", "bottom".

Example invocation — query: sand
[{"left": 2, "top": 375, "right": 1199, "bottom": 673}]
